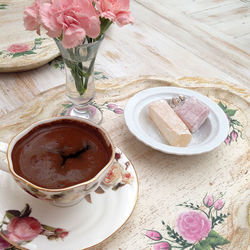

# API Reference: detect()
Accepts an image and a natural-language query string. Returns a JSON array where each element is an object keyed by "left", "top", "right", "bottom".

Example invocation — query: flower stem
[
  {"left": 65, "top": 48, "right": 94, "bottom": 96},
  {"left": 208, "top": 207, "right": 213, "bottom": 218},
  {"left": 163, "top": 237, "right": 179, "bottom": 243},
  {"left": 83, "top": 57, "right": 96, "bottom": 92},
  {"left": 95, "top": 18, "right": 112, "bottom": 41},
  {"left": 198, "top": 208, "right": 209, "bottom": 218}
]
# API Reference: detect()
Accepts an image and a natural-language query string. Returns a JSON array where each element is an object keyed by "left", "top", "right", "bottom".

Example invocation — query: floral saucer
[{"left": 0, "top": 148, "right": 138, "bottom": 250}]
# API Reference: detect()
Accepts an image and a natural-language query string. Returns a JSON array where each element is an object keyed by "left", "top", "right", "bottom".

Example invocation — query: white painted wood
[{"left": 0, "top": 0, "right": 249, "bottom": 114}]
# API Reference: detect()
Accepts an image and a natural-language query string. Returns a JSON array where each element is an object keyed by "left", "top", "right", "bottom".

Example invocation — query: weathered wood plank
[
  {"left": 134, "top": 0, "right": 250, "bottom": 84},
  {"left": 190, "top": 2, "right": 250, "bottom": 24},
  {"left": 139, "top": 0, "right": 237, "bottom": 14},
  {"left": 0, "top": 0, "right": 249, "bottom": 117}
]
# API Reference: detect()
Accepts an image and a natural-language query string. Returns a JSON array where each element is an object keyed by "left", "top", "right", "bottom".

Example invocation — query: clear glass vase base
[{"left": 68, "top": 104, "right": 103, "bottom": 125}]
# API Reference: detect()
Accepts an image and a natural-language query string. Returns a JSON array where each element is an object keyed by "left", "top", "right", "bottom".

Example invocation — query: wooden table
[{"left": 0, "top": 1, "right": 249, "bottom": 250}]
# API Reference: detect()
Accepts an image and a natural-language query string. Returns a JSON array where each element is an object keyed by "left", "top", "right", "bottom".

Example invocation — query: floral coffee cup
[{"left": 0, "top": 117, "right": 115, "bottom": 207}]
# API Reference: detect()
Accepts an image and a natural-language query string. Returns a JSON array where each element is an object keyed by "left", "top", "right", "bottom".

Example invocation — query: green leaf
[
  {"left": 194, "top": 241, "right": 211, "bottom": 250},
  {"left": 41, "top": 224, "right": 57, "bottom": 232},
  {"left": 62, "top": 103, "right": 73, "bottom": 108},
  {"left": 218, "top": 101, "right": 226, "bottom": 110},
  {"left": 112, "top": 182, "right": 125, "bottom": 190},
  {"left": 5, "top": 211, "right": 17, "bottom": 220},
  {"left": 0, "top": 51, "right": 3, "bottom": 55},
  {"left": 195, "top": 230, "right": 230, "bottom": 249},
  {"left": 34, "top": 38, "right": 45, "bottom": 45},
  {"left": 60, "top": 110, "right": 66, "bottom": 116},
  {"left": 100, "top": 75, "right": 108, "bottom": 79},
  {"left": 20, "top": 204, "right": 32, "bottom": 217},
  {"left": 6, "top": 209, "right": 21, "bottom": 218},
  {"left": 207, "top": 230, "right": 230, "bottom": 245},
  {"left": 12, "top": 50, "right": 36, "bottom": 57},
  {"left": 225, "top": 109, "right": 237, "bottom": 117},
  {"left": 177, "top": 202, "right": 200, "bottom": 211},
  {"left": 231, "top": 119, "right": 242, "bottom": 126},
  {"left": 35, "top": 38, "right": 45, "bottom": 41}
]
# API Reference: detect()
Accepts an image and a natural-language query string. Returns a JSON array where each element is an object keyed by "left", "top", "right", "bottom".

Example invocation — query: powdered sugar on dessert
[{"left": 171, "top": 96, "right": 210, "bottom": 133}]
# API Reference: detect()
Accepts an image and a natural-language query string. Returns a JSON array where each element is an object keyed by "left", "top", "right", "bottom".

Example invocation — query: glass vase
[{"left": 54, "top": 36, "right": 104, "bottom": 124}]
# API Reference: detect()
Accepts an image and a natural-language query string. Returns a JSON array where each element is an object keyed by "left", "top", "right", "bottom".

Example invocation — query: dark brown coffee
[{"left": 12, "top": 119, "right": 112, "bottom": 189}]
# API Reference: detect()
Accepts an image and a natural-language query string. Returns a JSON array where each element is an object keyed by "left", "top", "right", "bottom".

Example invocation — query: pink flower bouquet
[
  {"left": 24, "top": 0, "right": 133, "bottom": 96},
  {"left": 24, "top": 0, "right": 133, "bottom": 48}
]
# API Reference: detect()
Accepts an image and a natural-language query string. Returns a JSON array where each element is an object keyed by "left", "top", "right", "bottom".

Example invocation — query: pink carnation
[
  {"left": 39, "top": 0, "right": 100, "bottom": 48},
  {"left": 95, "top": 0, "right": 134, "bottom": 26},
  {"left": 7, "top": 217, "right": 42, "bottom": 242},
  {"left": 177, "top": 211, "right": 211, "bottom": 243},
  {"left": 24, "top": 0, "right": 42, "bottom": 35},
  {"left": 7, "top": 43, "right": 31, "bottom": 53}
]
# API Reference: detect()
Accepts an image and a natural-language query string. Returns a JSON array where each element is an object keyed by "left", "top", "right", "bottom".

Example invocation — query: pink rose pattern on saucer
[
  {"left": 0, "top": 235, "right": 11, "bottom": 249},
  {"left": 85, "top": 148, "right": 134, "bottom": 203},
  {"left": 0, "top": 38, "right": 45, "bottom": 58},
  {"left": 218, "top": 101, "right": 243, "bottom": 145},
  {"left": 145, "top": 194, "right": 230, "bottom": 249},
  {"left": 0, "top": 204, "right": 68, "bottom": 248},
  {"left": 102, "top": 151, "right": 133, "bottom": 190}
]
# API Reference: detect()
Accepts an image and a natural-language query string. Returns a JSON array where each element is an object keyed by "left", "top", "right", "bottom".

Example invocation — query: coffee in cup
[{"left": 0, "top": 117, "right": 115, "bottom": 207}]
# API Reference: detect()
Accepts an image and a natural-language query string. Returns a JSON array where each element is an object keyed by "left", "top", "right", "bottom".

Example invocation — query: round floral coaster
[{"left": 0, "top": 0, "right": 59, "bottom": 72}]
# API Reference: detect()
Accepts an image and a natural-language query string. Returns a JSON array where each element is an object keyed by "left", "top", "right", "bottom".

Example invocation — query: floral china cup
[{"left": 0, "top": 117, "right": 115, "bottom": 207}]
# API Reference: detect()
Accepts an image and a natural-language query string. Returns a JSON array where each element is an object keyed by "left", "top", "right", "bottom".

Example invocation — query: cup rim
[{"left": 7, "top": 116, "right": 115, "bottom": 192}]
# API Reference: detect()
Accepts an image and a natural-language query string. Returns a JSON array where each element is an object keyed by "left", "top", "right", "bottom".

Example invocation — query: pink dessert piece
[{"left": 171, "top": 96, "right": 210, "bottom": 133}]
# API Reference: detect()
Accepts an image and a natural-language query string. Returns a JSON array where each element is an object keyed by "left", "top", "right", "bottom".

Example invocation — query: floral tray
[{"left": 0, "top": 76, "right": 249, "bottom": 249}]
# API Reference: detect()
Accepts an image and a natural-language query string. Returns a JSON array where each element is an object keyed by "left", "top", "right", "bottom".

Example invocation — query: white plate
[
  {"left": 124, "top": 87, "right": 229, "bottom": 155},
  {"left": 0, "top": 148, "right": 138, "bottom": 250}
]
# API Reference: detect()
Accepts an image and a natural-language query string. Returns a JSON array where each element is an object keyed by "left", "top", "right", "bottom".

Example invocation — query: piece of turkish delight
[
  {"left": 148, "top": 100, "right": 192, "bottom": 147},
  {"left": 171, "top": 96, "right": 210, "bottom": 133}
]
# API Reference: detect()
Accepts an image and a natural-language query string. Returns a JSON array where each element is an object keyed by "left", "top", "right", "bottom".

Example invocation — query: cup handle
[{"left": 0, "top": 142, "right": 9, "bottom": 173}]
